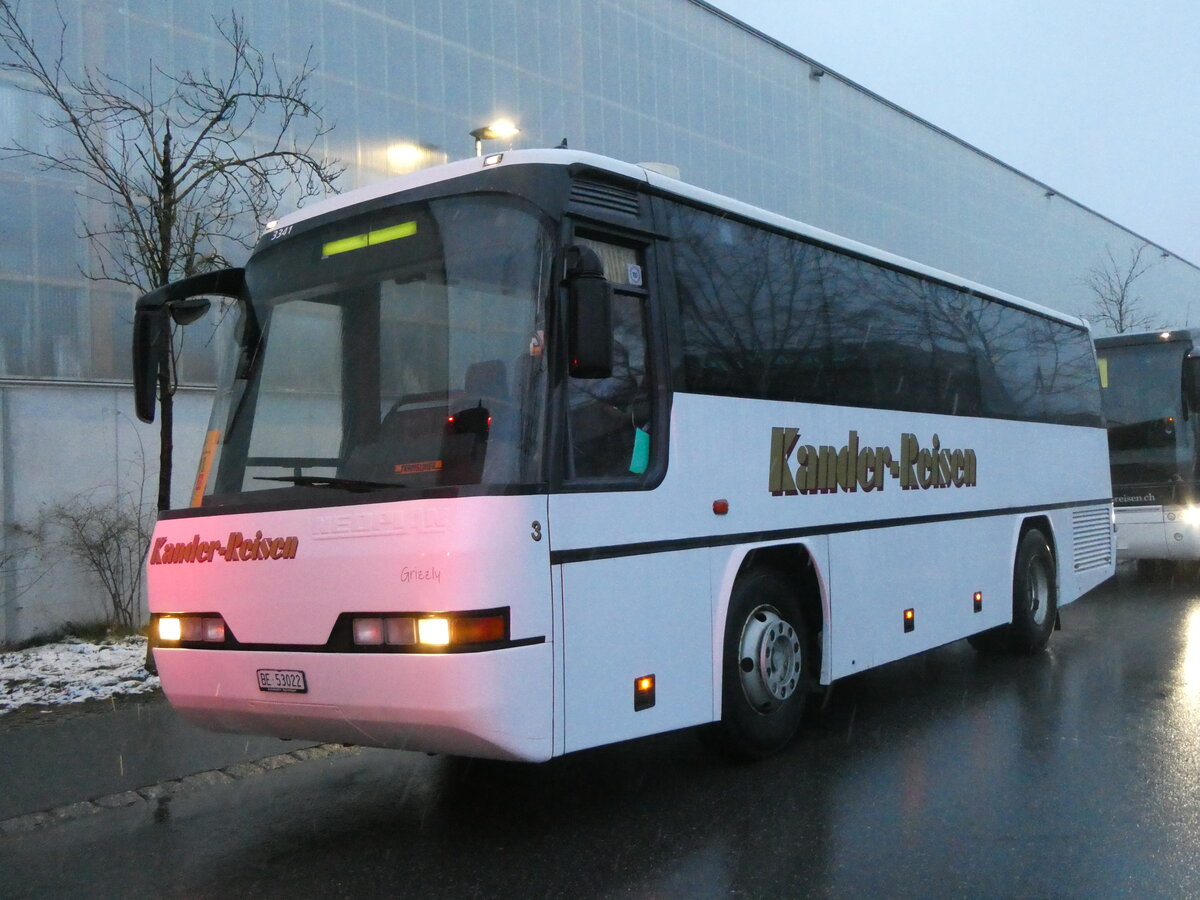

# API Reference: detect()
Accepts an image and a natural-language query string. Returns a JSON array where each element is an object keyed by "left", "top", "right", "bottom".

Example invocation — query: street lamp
[{"left": 470, "top": 119, "right": 519, "bottom": 156}]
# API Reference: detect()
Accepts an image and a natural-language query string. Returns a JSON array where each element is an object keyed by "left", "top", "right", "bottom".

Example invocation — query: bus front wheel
[
  {"left": 1009, "top": 527, "right": 1058, "bottom": 654},
  {"left": 716, "top": 568, "right": 812, "bottom": 759}
]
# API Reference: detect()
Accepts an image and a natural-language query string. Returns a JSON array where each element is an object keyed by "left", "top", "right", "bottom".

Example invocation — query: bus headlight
[
  {"left": 1182, "top": 506, "right": 1200, "bottom": 526},
  {"left": 158, "top": 616, "right": 182, "bottom": 642},
  {"left": 417, "top": 617, "right": 451, "bottom": 646},
  {"left": 349, "top": 610, "right": 507, "bottom": 649},
  {"left": 156, "top": 614, "right": 226, "bottom": 644}
]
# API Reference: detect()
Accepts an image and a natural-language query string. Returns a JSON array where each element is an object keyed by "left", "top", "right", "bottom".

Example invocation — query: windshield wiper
[{"left": 254, "top": 475, "right": 402, "bottom": 492}]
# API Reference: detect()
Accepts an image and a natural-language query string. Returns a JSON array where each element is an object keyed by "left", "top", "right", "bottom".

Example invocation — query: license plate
[{"left": 256, "top": 668, "right": 307, "bottom": 693}]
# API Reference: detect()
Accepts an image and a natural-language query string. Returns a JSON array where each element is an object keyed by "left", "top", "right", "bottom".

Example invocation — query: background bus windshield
[{"left": 1100, "top": 340, "right": 1195, "bottom": 495}]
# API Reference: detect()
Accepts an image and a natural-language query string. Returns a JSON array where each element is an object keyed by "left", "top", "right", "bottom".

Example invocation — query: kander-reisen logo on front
[
  {"left": 150, "top": 531, "right": 300, "bottom": 565},
  {"left": 769, "top": 428, "right": 977, "bottom": 496}
]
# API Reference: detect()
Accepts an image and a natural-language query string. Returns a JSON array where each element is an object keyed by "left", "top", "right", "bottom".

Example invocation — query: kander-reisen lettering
[
  {"left": 769, "top": 428, "right": 977, "bottom": 496},
  {"left": 150, "top": 531, "right": 300, "bottom": 565}
]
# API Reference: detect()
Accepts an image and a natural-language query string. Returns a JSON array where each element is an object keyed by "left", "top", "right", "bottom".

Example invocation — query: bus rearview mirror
[
  {"left": 565, "top": 246, "right": 613, "bottom": 379},
  {"left": 130, "top": 267, "right": 245, "bottom": 424},
  {"left": 132, "top": 307, "right": 167, "bottom": 423},
  {"left": 169, "top": 297, "right": 212, "bottom": 326},
  {"left": 132, "top": 298, "right": 212, "bottom": 423}
]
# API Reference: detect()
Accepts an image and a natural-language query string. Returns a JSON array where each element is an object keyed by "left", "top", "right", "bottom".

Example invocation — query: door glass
[{"left": 567, "top": 239, "right": 651, "bottom": 479}]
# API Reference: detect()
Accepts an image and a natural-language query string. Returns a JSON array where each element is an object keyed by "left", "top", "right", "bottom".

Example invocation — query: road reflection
[{"left": 8, "top": 571, "right": 1200, "bottom": 898}]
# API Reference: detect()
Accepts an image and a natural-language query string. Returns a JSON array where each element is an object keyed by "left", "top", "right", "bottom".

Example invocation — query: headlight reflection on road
[
  {"left": 1157, "top": 604, "right": 1200, "bottom": 811},
  {"left": 1178, "top": 606, "right": 1200, "bottom": 702}
]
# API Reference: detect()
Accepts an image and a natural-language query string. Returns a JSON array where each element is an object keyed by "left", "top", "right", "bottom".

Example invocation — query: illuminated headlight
[
  {"left": 417, "top": 617, "right": 451, "bottom": 646},
  {"left": 158, "top": 617, "right": 182, "bottom": 642},
  {"left": 1181, "top": 506, "right": 1200, "bottom": 526},
  {"left": 350, "top": 610, "right": 507, "bottom": 649},
  {"left": 156, "top": 614, "right": 226, "bottom": 643}
]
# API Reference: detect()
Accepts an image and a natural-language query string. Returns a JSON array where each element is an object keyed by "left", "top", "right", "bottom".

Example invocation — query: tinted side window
[
  {"left": 668, "top": 209, "right": 831, "bottom": 403},
  {"left": 666, "top": 200, "right": 1100, "bottom": 426}
]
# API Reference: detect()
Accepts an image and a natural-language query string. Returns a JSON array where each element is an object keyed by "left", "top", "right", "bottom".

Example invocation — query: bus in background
[
  {"left": 133, "top": 149, "right": 1114, "bottom": 762},
  {"left": 1095, "top": 330, "right": 1200, "bottom": 576}
]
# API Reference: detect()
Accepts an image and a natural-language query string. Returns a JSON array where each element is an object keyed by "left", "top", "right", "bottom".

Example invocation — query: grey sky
[{"left": 709, "top": 0, "right": 1200, "bottom": 266}]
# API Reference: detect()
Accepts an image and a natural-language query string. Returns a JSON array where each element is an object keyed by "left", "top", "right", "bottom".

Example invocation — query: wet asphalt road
[{"left": 5, "top": 569, "right": 1200, "bottom": 899}]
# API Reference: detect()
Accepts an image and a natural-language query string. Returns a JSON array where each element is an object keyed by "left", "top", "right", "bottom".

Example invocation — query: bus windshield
[
  {"left": 196, "top": 194, "right": 554, "bottom": 506},
  {"left": 1100, "top": 339, "right": 1194, "bottom": 491}
]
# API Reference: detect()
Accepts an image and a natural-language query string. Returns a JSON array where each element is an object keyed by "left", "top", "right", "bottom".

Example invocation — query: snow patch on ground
[{"left": 0, "top": 636, "right": 160, "bottom": 714}]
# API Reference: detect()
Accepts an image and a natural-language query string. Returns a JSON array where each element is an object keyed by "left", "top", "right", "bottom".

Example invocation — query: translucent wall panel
[{"left": 2, "top": 0, "right": 1200, "bottom": 387}]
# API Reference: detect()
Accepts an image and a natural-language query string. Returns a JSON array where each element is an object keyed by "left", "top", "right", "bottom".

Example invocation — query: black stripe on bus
[{"left": 548, "top": 498, "right": 1112, "bottom": 565}]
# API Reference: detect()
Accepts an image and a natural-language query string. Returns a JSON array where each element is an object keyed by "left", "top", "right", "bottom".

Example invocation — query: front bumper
[
  {"left": 1115, "top": 505, "right": 1200, "bottom": 561},
  {"left": 153, "top": 641, "right": 553, "bottom": 762}
]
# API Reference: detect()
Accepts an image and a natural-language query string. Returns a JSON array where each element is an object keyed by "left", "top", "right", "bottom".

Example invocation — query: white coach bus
[
  {"left": 1095, "top": 329, "right": 1200, "bottom": 575},
  {"left": 134, "top": 149, "right": 1114, "bottom": 761}
]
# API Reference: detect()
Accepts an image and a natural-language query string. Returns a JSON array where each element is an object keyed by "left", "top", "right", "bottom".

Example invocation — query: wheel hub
[
  {"left": 737, "top": 604, "right": 803, "bottom": 713},
  {"left": 1026, "top": 556, "right": 1050, "bottom": 626}
]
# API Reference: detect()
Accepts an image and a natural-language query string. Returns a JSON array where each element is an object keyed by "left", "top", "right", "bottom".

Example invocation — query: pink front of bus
[{"left": 147, "top": 494, "right": 554, "bottom": 762}]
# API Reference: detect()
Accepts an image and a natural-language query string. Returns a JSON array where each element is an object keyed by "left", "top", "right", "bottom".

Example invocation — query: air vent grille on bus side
[
  {"left": 570, "top": 180, "right": 641, "bottom": 217},
  {"left": 1071, "top": 506, "right": 1114, "bottom": 572}
]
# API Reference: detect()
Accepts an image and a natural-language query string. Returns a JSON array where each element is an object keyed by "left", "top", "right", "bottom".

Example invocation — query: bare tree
[
  {"left": 0, "top": 1, "right": 343, "bottom": 509},
  {"left": 44, "top": 487, "right": 154, "bottom": 632},
  {"left": 41, "top": 419, "right": 155, "bottom": 632},
  {"left": 1, "top": 521, "right": 50, "bottom": 644},
  {"left": 1083, "top": 244, "right": 1159, "bottom": 335}
]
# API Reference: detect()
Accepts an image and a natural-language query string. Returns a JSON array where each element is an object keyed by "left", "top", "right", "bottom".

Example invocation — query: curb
[{"left": 0, "top": 742, "right": 358, "bottom": 836}]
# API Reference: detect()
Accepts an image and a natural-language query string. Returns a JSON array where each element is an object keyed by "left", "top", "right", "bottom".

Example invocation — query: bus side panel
[
  {"left": 558, "top": 550, "right": 712, "bottom": 754},
  {"left": 1048, "top": 502, "right": 1115, "bottom": 600},
  {"left": 828, "top": 517, "right": 1014, "bottom": 679}
]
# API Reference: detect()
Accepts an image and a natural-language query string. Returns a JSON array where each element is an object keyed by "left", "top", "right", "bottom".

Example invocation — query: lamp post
[{"left": 470, "top": 119, "right": 519, "bottom": 156}]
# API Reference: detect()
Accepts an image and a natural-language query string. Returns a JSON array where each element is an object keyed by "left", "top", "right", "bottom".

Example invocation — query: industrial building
[{"left": 2, "top": 0, "right": 1197, "bottom": 642}]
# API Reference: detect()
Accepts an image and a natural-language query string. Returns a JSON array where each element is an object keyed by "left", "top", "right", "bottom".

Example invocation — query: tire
[
  {"left": 715, "top": 567, "right": 813, "bottom": 759},
  {"left": 1008, "top": 527, "right": 1057, "bottom": 654}
]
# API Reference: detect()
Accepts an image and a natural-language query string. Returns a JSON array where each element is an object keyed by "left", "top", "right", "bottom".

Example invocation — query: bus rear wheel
[
  {"left": 716, "top": 567, "right": 812, "bottom": 759},
  {"left": 968, "top": 527, "right": 1057, "bottom": 655},
  {"left": 1008, "top": 527, "right": 1058, "bottom": 654}
]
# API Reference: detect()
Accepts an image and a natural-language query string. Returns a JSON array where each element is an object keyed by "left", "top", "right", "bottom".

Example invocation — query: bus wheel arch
[
  {"left": 736, "top": 545, "right": 825, "bottom": 660},
  {"left": 714, "top": 546, "right": 823, "bottom": 758}
]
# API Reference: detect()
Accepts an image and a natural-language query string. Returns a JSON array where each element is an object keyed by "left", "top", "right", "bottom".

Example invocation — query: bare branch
[
  {"left": 0, "top": 0, "right": 343, "bottom": 509},
  {"left": 0, "top": 1, "right": 343, "bottom": 293},
  {"left": 1082, "top": 244, "right": 1160, "bottom": 335},
  {"left": 43, "top": 487, "right": 153, "bottom": 631}
]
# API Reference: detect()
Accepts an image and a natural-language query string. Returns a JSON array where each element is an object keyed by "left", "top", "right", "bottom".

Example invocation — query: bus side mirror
[
  {"left": 169, "top": 297, "right": 211, "bottom": 326},
  {"left": 131, "top": 267, "right": 242, "bottom": 424},
  {"left": 133, "top": 307, "right": 168, "bottom": 423},
  {"left": 565, "top": 245, "right": 613, "bottom": 379}
]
